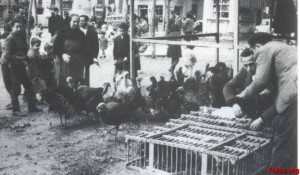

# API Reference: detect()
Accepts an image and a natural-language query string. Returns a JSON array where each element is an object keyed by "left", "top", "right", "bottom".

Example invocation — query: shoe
[
  {"left": 28, "top": 107, "right": 43, "bottom": 113},
  {"left": 13, "top": 111, "right": 27, "bottom": 117},
  {"left": 5, "top": 103, "right": 12, "bottom": 110}
]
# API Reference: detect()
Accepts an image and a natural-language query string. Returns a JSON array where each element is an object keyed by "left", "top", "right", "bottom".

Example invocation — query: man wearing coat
[
  {"left": 79, "top": 15, "right": 99, "bottom": 86},
  {"left": 223, "top": 48, "right": 273, "bottom": 129},
  {"left": 237, "top": 33, "right": 297, "bottom": 169},
  {"left": 53, "top": 14, "right": 87, "bottom": 87},
  {"left": 48, "top": 8, "right": 64, "bottom": 37}
]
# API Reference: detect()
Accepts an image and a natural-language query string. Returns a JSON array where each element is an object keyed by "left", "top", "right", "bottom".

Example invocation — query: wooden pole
[
  {"left": 130, "top": 0, "right": 135, "bottom": 80},
  {"left": 269, "top": 0, "right": 275, "bottom": 34},
  {"left": 33, "top": 0, "right": 38, "bottom": 23},
  {"left": 27, "top": 0, "right": 33, "bottom": 43},
  {"left": 59, "top": 0, "right": 63, "bottom": 16},
  {"left": 151, "top": 0, "right": 156, "bottom": 58},
  {"left": 133, "top": 38, "right": 233, "bottom": 49},
  {"left": 123, "top": 0, "right": 128, "bottom": 22},
  {"left": 8, "top": 0, "right": 11, "bottom": 12},
  {"left": 233, "top": 0, "right": 239, "bottom": 73},
  {"left": 216, "top": 0, "right": 220, "bottom": 63}
]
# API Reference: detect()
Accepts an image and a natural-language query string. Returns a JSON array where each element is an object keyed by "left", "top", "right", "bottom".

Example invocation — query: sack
[{"left": 32, "top": 77, "right": 47, "bottom": 93}]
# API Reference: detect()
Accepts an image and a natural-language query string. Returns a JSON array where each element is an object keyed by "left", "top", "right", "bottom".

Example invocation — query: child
[
  {"left": 167, "top": 24, "right": 182, "bottom": 73},
  {"left": 27, "top": 38, "right": 46, "bottom": 95},
  {"left": 40, "top": 43, "right": 56, "bottom": 88},
  {"left": 27, "top": 38, "right": 43, "bottom": 82},
  {"left": 99, "top": 31, "right": 108, "bottom": 59},
  {"left": 174, "top": 45, "right": 197, "bottom": 84}
]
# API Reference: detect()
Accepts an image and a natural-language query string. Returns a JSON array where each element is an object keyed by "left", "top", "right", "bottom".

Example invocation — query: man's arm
[
  {"left": 91, "top": 29, "right": 99, "bottom": 59},
  {"left": 53, "top": 30, "right": 64, "bottom": 57},
  {"left": 113, "top": 37, "right": 119, "bottom": 60},
  {"left": 2, "top": 36, "right": 14, "bottom": 63},
  {"left": 223, "top": 68, "right": 245, "bottom": 105}
]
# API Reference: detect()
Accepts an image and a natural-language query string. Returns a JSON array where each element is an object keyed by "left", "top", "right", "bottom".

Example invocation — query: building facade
[{"left": 203, "top": 0, "right": 269, "bottom": 34}]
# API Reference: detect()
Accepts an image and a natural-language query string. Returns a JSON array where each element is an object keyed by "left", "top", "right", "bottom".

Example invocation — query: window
[
  {"left": 213, "top": 0, "right": 229, "bottom": 19},
  {"left": 155, "top": 5, "right": 163, "bottom": 23},
  {"left": 97, "top": 0, "right": 102, "bottom": 5},
  {"left": 51, "top": 0, "right": 55, "bottom": 5},
  {"left": 63, "top": 2, "right": 72, "bottom": 9}
]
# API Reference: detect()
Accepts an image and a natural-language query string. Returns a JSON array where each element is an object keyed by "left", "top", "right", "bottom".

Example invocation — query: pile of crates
[{"left": 125, "top": 107, "right": 271, "bottom": 175}]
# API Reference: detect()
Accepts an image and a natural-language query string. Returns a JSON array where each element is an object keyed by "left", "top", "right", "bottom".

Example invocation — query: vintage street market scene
[{"left": 0, "top": 0, "right": 297, "bottom": 174}]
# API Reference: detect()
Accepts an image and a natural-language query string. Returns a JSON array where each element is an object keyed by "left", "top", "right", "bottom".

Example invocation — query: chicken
[
  {"left": 146, "top": 76, "right": 159, "bottom": 109},
  {"left": 97, "top": 101, "right": 139, "bottom": 140},
  {"left": 39, "top": 86, "right": 76, "bottom": 127},
  {"left": 75, "top": 82, "right": 111, "bottom": 117}
]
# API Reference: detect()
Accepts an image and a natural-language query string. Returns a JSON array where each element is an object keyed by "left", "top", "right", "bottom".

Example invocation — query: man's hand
[
  {"left": 250, "top": 117, "right": 264, "bottom": 131},
  {"left": 93, "top": 58, "right": 100, "bottom": 67},
  {"left": 232, "top": 103, "right": 243, "bottom": 117},
  {"left": 236, "top": 91, "right": 246, "bottom": 99},
  {"left": 123, "top": 57, "right": 128, "bottom": 61},
  {"left": 62, "top": 54, "right": 71, "bottom": 63}
]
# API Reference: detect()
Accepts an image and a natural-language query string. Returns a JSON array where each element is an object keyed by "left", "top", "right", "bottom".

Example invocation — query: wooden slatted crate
[{"left": 125, "top": 108, "right": 271, "bottom": 175}]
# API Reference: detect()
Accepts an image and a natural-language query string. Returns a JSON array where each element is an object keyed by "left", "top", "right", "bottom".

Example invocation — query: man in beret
[{"left": 48, "top": 8, "right": 64, "bottom": 37}]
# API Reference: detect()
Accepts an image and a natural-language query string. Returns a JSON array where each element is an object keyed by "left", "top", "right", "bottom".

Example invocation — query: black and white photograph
[{"left": 0, "top": 0, "right": 298, "bottom": 174}]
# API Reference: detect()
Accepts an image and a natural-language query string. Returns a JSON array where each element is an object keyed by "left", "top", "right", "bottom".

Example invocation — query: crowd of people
[{"left": 0, "top": 7, "right": 297, "bottom": 171}]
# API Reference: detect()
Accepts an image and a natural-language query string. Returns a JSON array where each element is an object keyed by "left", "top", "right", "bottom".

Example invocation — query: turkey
[
  {"left": 39, "top": 86, "right": 77, "bottom": 127},
  {"left": 96, "top": 101, "right": 140, "bottom": 140},
  {"left": 74, "top": 82, "right": 111, "bottom": 117}
]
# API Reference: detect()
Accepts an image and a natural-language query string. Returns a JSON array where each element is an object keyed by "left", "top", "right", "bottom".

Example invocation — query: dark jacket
[
  {"left": 53, "top": 27, "right": 87, "bottom": 84},
  {"left": 83, "top": 26, "right": 99, "bottom": 65},
  {"left": 113, "top": 34, "right": 130, "bottom": 72},
  {"left": 113, "top": 34, "right": 130, "bottom": 60},
  {"left": 48, "top": 15, "right": 64, "bottom": 35},
  {"left": 223, "top": 67, "right": 273, "bottom": 120},
  {"left": 1, "top": 31, "right": 28, "bottom": 65},
  {"left": 223, "top": 67, "right": 252, "bottom": 106}
]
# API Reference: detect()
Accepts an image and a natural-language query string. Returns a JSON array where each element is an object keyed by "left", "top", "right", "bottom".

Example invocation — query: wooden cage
[{"left": 125, "top": 108, "right": 271, "bottom": 175}]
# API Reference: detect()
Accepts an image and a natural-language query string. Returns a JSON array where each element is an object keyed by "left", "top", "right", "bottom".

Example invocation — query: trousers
[{"left": 10, "top": 63, "right": 36, "bottom": 111}]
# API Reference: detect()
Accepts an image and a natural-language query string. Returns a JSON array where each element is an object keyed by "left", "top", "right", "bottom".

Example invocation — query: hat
[
  {"left": 118, "top": 22, "right": 129, "bottom": 30},
  {"left": 44, "top": 42, "right": 53, "bottom": 50}
]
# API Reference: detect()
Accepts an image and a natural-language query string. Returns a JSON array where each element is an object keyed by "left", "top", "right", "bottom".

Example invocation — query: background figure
[
  {"left": 79, "top": 15, "right": 99, "bottom": 86},
  {"left": 99, "top": 31, "right": 108, "bottom": 59},
  {"left": 167, "top": 24, "right": 182, "bottom": 73},
  {"left": 48, "top": 8, "right": 64, "bottom": 37},
  {"left": 113, "top": 22, "right": 130, "bottom": 74},
  {"left": 53, "top": 14, "right": 87, "bottom": 86},
  {"left": 183, "top": 11, "right": 195, "bottom": 41}
]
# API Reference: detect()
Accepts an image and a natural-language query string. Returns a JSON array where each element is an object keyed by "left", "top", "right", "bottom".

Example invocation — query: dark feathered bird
[
  {"left": 75, "top": 82, "right": 111, "bottom": 116},
  {"left": 96, "top": 101, "right": 139, "bottom": 139},
  {"left": 39, "top": 86, "right": 76, "bottom": 127}
]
